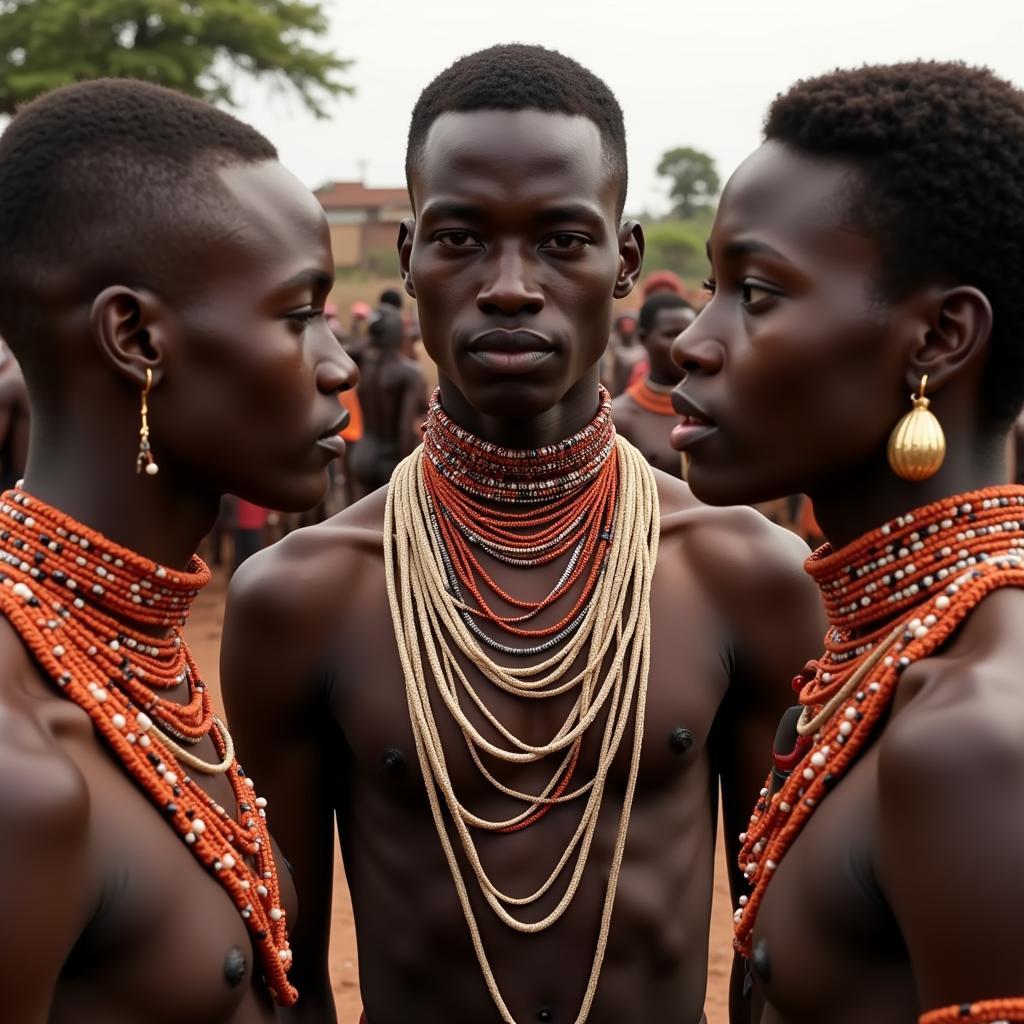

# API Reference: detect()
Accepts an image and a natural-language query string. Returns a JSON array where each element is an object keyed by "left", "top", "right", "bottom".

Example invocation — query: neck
[
  {"left": 809, "top": 439, "right": 1009, "bottom": 550},
  {"left": 646, "top": 368, "right": 682, "bottom": 390},
  {"left": 437, "top": 368, "right": 603, "bottom": 449},
  {"left": 23, "top": 422, "right": 219, "bottom": 572}
]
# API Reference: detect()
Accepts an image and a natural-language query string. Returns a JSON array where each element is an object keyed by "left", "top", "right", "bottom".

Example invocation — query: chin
[
  {"left": 460, "top": 376, "right": 569, "bottom": 420},
  {"left": 236, "top": 470, "right": 330, "bottom": 515},
  {"left": 685, "top": 461, "right": 784, "bottom": 509}
]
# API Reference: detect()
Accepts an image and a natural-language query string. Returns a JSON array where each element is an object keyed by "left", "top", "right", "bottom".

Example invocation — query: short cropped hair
[
  {"left": 765, "top": 61, "right": 1024, "bottom": 430},
  {"left": 379, "top": 288, "right": 403, "bottom": 309},
  {"left": 406, "top": 44, "right": 627, "bottom": 217},
  {"left": 639, "top": 292, "right": 692, "bottom": 332},
  {"left": 0, "top": 79, "right": 277, "bottom": 359}
]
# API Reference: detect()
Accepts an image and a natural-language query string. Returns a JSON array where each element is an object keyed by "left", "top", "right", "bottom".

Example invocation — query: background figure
[
  {"left": 231, "top": 497, "right": 271, "bottom": 576},
  {"left": 347, "top": 307, "right": 427, "bottom": 499},
  {"left": 605, "top": 311, "right": 641, "bottom": 396},
  {"left": 612, "top": 293, "right": 694, "bottom": 478},
  {"left": 0, "top": 339, "right": 29, "bottom": 490}
]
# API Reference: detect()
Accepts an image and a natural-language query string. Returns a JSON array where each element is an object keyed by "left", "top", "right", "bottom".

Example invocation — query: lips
[
  {"left": 669, "top": 391, "right": 718, "bottom": 451},
  {"left": 467, "top": 329, "right": 556, "bottom": 376}
]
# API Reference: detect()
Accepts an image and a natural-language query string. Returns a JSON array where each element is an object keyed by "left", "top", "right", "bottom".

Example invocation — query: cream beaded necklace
[{"left": 384, "top": 434, "right": 659, "bottom": 1024}]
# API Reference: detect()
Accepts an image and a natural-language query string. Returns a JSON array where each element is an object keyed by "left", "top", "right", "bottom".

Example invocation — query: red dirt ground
[{"left": 186, "top": 569, "right": 734, "bottom": 1024}]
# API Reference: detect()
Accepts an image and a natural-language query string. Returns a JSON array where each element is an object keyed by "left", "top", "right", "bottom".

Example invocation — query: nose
[
  {"left": 671, "top": 318, "right": 725, "bottom": 377},
  {"left": 476, "top": 244, "right": 545, "bottom": 317},
  {"left": 315, "top": 323, "right": 360, "bottom": 395}
]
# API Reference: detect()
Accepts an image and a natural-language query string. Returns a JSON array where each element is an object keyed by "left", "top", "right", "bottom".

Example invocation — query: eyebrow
[
  {"left": 274, "top": 268, "right": 334, "bottom": 293},
  {"left": 419, "top": 200, "right": 607, "bottom": 227},
  {"left": 707, "top": 238, "right": 788, "bottom": 262}
]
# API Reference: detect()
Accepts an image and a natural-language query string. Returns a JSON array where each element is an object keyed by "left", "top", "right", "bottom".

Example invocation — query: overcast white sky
[{"left": 234, "top": 0, "right": 1024, "bottom": 216}]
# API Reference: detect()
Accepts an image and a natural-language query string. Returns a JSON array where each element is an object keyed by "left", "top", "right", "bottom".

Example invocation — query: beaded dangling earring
[
  {"left": 136, "top": 368, "right": 159, "bottom": 476},
  {"left": 887, "top": 374, "right": 946, "bottom": 481}
]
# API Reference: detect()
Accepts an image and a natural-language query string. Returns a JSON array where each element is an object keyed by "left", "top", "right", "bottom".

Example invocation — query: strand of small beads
[
  {"left": 921, "top": 997, "right": 1024, "bottom": 1023},
  {"left": 734, "top": 486, "right": 1024, "bottom": 977},
  {"left": 626, "top": 378, "right": 676, "bottom": 416},
  {"left": 0, "top": 489, "right": 296, "bottom": 1005}
]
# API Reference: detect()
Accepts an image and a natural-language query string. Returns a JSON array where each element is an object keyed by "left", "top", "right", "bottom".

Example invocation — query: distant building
[{"left": 314, "top": 181, "right": 412, "bottom": 273}]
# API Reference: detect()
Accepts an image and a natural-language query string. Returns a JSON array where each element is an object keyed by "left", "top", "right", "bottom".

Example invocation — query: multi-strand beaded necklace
[
  {"left": 625, "top": 377, "right": 676, "bottom": 416},
  {"left": 0, "top": 489, "right": 296, "bottom": 1005},
  {"left": 386, "top": 391, "right": 660, "bottom": 1024},
  {"left": 733, "top": 486, "right": 1024, "bottom": 1024}
]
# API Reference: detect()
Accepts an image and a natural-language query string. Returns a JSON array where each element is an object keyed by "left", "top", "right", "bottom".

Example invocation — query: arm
[
  {"left": 878, "top": 698, "right": 1024, "bottom": 1022},
  {"left": 0, "top": 733, "right": 92, "bottom": 1021},
  {"left": 221, "top": 545, "right": 342, "bottom": 1022},
  {"left": 708, "top": 518, "right": 825, "bottom": 1023}
]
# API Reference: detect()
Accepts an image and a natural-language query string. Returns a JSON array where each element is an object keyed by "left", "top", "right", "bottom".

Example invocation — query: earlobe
[
  {"left": 613, "top": 221, "right": 645, "bottom": 300},
  {"left": 90, "top": 286, "right": 166, "bottom": 390},
  {"left": 398, "top": 218, "right": 417, "bottom": 299}
]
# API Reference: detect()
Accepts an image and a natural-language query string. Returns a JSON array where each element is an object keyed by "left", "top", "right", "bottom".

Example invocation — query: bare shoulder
[
  {"left": 656, "top": 472, "right": 811, "bottom": 596},
  {"left": 880, "top": 587, "right": 1024, "bottom": 799},
  {"left": 222, "top": 486, "right": 391, "bottom": 701},
  {"left": 875, "top": 590, "right": 1024, "bottom": 990},
  {"left": 0, "top": 635, "right": 91, "bottom": 851}
]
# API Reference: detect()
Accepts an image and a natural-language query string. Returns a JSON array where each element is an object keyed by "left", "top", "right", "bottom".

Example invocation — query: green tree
[
  {"left": 656, "top": 146, "right": 720, "bottom": 219},
  {"left": 0, "top": 0, "right": 352, "bottom": 117},
  {"left": 643, "top": 219, "right": 707, "bottom": 281}
]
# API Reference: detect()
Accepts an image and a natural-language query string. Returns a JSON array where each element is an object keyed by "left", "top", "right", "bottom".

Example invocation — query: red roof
[{"left": 315, "top": 181, "right": 410, "bottom": 210}]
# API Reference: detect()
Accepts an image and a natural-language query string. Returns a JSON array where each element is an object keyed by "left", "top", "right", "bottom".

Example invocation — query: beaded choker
[
  {"left": 625, "top": 377, "right": 676, "bottom": 416},
  {"left": 0, "top": 490, "right": 296, "bottom": 1005},
  {"left": 422, "top": 387, "right": 616, "bottom": 504},
  {"left": 733, "top": 486, "right": 1024, "bottom": 1023}
]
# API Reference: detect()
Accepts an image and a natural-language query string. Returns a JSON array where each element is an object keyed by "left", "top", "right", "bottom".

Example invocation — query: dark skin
[
  {"left": 0, "top": 341, "right": 30, "bottom": 488},
  {"left": 0, "top": 157, "right": 357, "bottom": 1023},
  {"left": 222, "top": 110, "right": 823, "bottom": 1024},
  {"left": 671, "top": 140, "right": 1023, "bottom": 1021},
  {"left": 348, "top": 309, "right": 427, "bottom": 499},
  {"left": 611, "top": 305, "right": 694, "bottom": 478}
]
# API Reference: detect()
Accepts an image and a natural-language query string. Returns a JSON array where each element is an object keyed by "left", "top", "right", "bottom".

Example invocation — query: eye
[
  {"left": 285, "top": 308, "right": 322, "bottom": 330},
  {"left": 702, "top": 278, "right": 716, "bottom": 296},
  {"left": 436, "top": 231, "right": 481, "bottom": 249},
  {"left": 741, "top": 281, "right": 778, "bottom": 307},
  {"left": 542, "top": 233, "right": 589, "bottom": 252}
]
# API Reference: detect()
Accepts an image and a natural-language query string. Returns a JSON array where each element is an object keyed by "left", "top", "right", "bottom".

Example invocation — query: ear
[
  {"left": 398, "top": 218, "right": 417, "bottom": 300},
  {"left": 904, "top": 285, "right": 993, "bottom": 394},
  {"left": 89, "top": 286, "right": 168, "bottom": 390},
  {"left": 614, "top": 220, "right": 645, "bottom": 300}
]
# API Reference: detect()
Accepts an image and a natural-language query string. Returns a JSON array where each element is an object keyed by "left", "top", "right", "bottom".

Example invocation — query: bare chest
[
  {"left": 44, "top": 695, "right": 291, "bottom": 1024},
  {"left": 752, "top": 744, "right": 916, "bottom": 1024}
]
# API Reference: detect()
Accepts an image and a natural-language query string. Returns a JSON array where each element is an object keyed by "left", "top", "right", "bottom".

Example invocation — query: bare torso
[
  {"left": 752, "top": 588, "right": 1024, "bottom": 1022},
  {"left": 223, "top": 467, "right": 823, "bottom": 1024},
  {"left": 0, "top": 624, "right": 297, "bottom": 1023}
]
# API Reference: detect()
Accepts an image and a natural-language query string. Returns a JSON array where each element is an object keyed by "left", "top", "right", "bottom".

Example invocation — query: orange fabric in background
[{"left": 340, "top": 388, "right": 363, "bottom": 442}]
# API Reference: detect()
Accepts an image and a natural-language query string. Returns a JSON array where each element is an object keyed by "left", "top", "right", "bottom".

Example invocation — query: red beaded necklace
[
  {"left": 626, "top": 377, "right": 676, "bottom": 416},
  {"left": 421, "top": 388, "right": 619, "bottom": 647},
  {"left": 0, "top": 489, "right": 297, "bottom": 1005},
  {"left": 419, "top": 390, "right": 621, "bottom": 831},
  {"left": 733, "top": 487, "right": 1024, "bottom": 1024}
]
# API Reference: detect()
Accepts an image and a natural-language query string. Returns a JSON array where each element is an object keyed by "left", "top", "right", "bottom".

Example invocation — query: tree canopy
[
  {"left": 656, "top": 145, "right": 720, "bottom": 219},
  {"left": 0, "top": 0, "right": 352, "bottom": 117}
]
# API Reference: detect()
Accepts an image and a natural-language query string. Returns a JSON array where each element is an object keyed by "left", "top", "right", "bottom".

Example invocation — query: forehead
[
  {"left": 210, "top": 160, "right": 332, "bottom": 277},
  {"left": 712, "top": 141, "right": 874, "bottom": 268},
  {"left": 412, "top": 109, "right": 617, "bottom": 219}
]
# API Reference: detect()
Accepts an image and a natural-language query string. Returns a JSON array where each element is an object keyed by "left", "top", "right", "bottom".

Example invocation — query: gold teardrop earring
[
  {"left": 136, "top": 368, "right": 159, "bottom": 477},
  {"left": 887, "top": 374, "right": 946, "bottom": 481}
]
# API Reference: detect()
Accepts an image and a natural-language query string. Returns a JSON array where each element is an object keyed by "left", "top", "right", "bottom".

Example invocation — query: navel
[
  {"left": 382, "top": 747, "right": 406, "bottom": 774},
  {"left": 537, "top": 1007, "right": 554, "bottom": 1022},
  {"left": 224, "top": 946, "right": 248, "bottom": 987},
  {"left": 669, "top": 727, "right": 694, "bottom": 754}
]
